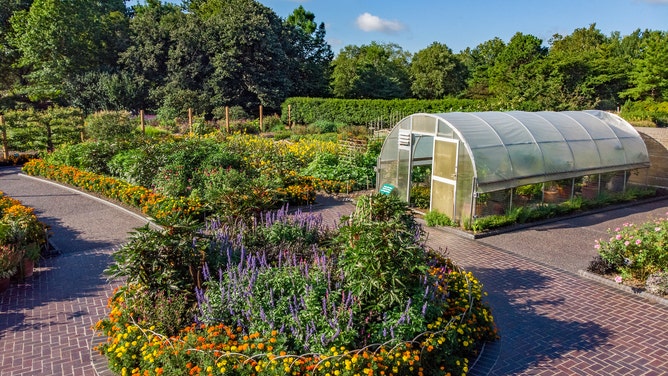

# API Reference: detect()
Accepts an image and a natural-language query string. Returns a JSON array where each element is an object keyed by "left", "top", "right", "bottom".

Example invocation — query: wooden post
[
  {"left": 225, "top": 106, "right": 230, "bottom": 133},
  {"left": 188, "top": 108, "right": 193, "bottom": 136},
  {"left": 288, "top": 104, "right": 291, "bottom": 128},
  {"left": 259, "top": 105, "right": 263, "bottom": 132},
  {"left": 1, "top": 115, "right": 8, "bottom": 160},
  {"left": 140, "top": 109, "right": 145, "bottom": 135}
]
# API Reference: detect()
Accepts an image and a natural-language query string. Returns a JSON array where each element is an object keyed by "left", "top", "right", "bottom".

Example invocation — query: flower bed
[
  {"left": 22, "top": 159, "right": 204, "bottom": 223},
  {"left": 590, "top": 211, "right": 668, "bottom": 296},
  {"left": 0, "top": 191, "right": 47, "bottom": 280},
  {"left": 95, "top": 195, "right": 497, "bottom": 375}
]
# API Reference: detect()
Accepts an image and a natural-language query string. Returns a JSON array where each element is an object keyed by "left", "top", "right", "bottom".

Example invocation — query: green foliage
[
  {"left": 620, "top": 30, "right": 668, "bottom": 102},
  {"left": 84, "top": 111, "right": 136, "bottom": 141},
  {"left": 8, "top": 0, "right": 128, "bottom": 101},
  {"left": 410, "top": 185, "right": 431, "bottom": 209},
  {"left": 410, "top": 42, "right": 467, "bottom": 99},
  {"left": 3, "top": 107, "right": 84, "bottom": 152},
  {"left": 621, "top": 99, "right": 668, "bottom": 127},
  {"left": 335, "top": 194, "right": 428, "bottom": 313},
  {"left": 45, "top": 141, "right": 123, "bottom": 175},
  {"left": 106, "top": 222, "right": 208, "bottom": 294},
  {"left": 308, "top": 119, "right": 341, "bottom": 134},
  {"left": 594, "top": 215, "right": 668, "bottom": 282},
  {"left": 424, "top": 210, "right": 454, "bottom": 227},
  {"left": 281, "top": 96, "right": 489, "bottom": 125}
]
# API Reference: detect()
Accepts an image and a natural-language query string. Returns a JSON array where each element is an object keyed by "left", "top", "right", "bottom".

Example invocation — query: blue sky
[{"left": 154, "top": 0, "right": 668, "bottom": 54}]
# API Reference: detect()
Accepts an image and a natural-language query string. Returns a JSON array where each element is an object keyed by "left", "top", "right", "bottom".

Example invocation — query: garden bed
[{"left": 94, "top": 194, "right": 498, "bottom": 375}]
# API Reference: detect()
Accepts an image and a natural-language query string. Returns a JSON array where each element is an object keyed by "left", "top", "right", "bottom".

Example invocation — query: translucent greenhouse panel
[
  {"left": 433, "top": 140, "right": 458, "bottom": 180},
  {"left": 397, "top": 148, "right": 411, "bottom": 201},
  {"left": 478, "top": 112, "right": 534, "bottom": 145},
  {"left": 472, "top": 146, "right": 513, "bottom": 186},
  {"left": 595, "top": 139, "right": 627, "bottom": 166},
  {"left": 513, "top": 112, "right": 566, "bottom": 142},
  {"left": 567, "top": 112, "right": 618, "bottom": 140},
  {"left": 539, "top": 112, "right": 591, "bottom": 141},
  {"left": 455, "top": 148, "right": 475, "bottom": 222},
  {"left": 506, "top": 144, "right": 544, "bottom": 179},
  {"left": 568, "top": 140, "right": 602, "bottom": 171},
  {"left": 379, "top": 126, "right": 399, "bottom": 162},
  {"left": 619, "top": 137, "right": 651, "bottom": 165},
  {"left": 431, "top": 180, "right": 455, "bottom": 219},
  {"left": 442, "top": 113, "right": 503, "bottom": 148},
  {"left": 437, "top": 119, "right": 455, "bottom": 138},
  {"left": 411, "top": 116, "right": 437, "bottom": 134},
  {"left": 377, "top": 160, "right": 399, "bottom": 189},
  {"left": 539, "top": 142, "right": 576, "bottom": 174}
]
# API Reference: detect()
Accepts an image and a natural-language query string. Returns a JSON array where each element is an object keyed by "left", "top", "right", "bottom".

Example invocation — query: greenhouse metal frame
[{"left": 376, "top": 110, "right": 651, "bottom": 222}]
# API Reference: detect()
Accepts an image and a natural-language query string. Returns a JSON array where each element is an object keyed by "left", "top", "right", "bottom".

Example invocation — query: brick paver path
[
  {"left": 2, "top": 169, "right": 668, "bottom": 375},
  {"left": 1, "top": 168, "right": 148, "bottom": 375}
]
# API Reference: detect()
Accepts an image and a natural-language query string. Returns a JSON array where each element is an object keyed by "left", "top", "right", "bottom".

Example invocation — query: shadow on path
[{"left": 467, "top": 266, "right": 611, "bottom": 374}]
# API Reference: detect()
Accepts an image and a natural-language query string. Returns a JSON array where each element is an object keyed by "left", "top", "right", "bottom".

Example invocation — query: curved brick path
[{"left": 2, "top": 166, "right": 668, "bottom": 375}]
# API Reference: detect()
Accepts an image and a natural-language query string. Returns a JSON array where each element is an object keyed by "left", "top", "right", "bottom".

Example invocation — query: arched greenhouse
[{"left": 376, "top": 110, "right": 651, "bottom": 224}]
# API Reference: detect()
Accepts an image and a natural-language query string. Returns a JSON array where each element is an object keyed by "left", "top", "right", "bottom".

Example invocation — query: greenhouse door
[{"left": 431, "top": 138, "right": 458, "bottom": 219}]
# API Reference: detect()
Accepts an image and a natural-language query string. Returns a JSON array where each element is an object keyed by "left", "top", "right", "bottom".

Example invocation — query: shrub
[
  {"left": 410, "top": 186, "right": 431, "bottom": 209},
  {"left": 424, "top": 209, "right": 453, "bottom": 227},
  {"left": 84, "top": 110, "right": 136, "bottom": 141},
  {"left": 594, "top": 214, "right": 668, "bottom": 282}
]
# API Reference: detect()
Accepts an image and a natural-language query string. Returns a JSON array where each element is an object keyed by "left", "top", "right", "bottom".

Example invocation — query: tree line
[{"left": 1, "top": 0, "right": 666, "bottom": 120}]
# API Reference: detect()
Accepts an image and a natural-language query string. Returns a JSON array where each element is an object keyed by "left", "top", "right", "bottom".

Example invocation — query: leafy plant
[
  {"left": 424, "top": 209, "right": 453, "bottom": 227},
  {"left": 593, "top": 214, "right": 668, "bottom": 282},
  {"left": 84, "top": 110, "right": 136, "bottom": 142}
]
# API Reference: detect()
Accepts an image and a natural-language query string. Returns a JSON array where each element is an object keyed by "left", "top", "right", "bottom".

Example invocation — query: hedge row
[{"left": 281, "top": 97, "right": 491, "bottom": 126}]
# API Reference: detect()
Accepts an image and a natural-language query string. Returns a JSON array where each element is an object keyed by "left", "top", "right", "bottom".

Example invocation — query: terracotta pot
[
  {"left": 21, "top": 259, "right": 34, "bottom": 279},
  {"left": 582, "top": 185, "right": 599, "bottom": 200},
  {"left": 0, "top": 277, "right": 10, "bottom": 293},
  {"left": 544, "top": 190, "right": 559, "bottom": 203}
]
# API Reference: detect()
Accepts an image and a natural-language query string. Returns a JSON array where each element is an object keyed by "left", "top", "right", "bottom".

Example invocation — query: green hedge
[
  {"left": 620, "top": 100, "right": 668, "bottom": 127},
  {"left": 281, "top": 97, "right": 491, "bottom": 126}
]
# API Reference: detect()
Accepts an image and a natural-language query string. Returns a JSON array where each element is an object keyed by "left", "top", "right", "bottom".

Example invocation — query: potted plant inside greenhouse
[{"left": 581, "top": 175, "right": 600, "bottom": 200}]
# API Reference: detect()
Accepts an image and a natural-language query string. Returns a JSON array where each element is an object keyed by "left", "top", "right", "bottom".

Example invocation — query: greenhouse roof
[{"left": 402, "top": 110, "right": 650, "bottom": 191}]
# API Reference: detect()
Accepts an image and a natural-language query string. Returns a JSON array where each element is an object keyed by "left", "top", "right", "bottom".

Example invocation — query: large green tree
[
  {"left": 282, "top": 6, "right": 333, "bottom": 98},
  {"left": 410, "top": 42, "right": 466, "bottom": 99},
  {"left": 0, "top": 0, "right": 32, "bottom": 106},
  {"left": 117, "top": 0, "right": 183, "bottom": 112},
  {"left": 460, "top": 37, "right": 505, "bottom": 99},
  {"left": 488, "top": 32, "right": 547, "bottom": 109},
  {"left": 621, "top": 30, "right": 668, "bottom": 102},
  {"left": 540, "top": 24, "right": 620, "bottom": 109},
  {"left": 195, "top": 0, "right": 291, "bottom": 113},
  {"left": 8, "top": 0, "right": 128, "bottom": 102},
  {"left": 331, "top": 42, "right": 411, "bottom": 99}
]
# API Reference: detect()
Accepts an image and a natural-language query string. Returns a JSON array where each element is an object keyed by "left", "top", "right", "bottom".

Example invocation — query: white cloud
[{"left": 356, "top": 12, "right": 406, "bottom": 33}]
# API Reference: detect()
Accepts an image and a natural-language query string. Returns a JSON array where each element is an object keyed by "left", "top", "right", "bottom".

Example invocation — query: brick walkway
[{"left": 2, "top": 169, "right": 668, "bottom": 375}]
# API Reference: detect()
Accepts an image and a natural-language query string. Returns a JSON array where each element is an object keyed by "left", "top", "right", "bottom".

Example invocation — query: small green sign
[{"left": 379, "top": 184, "right": 395, "bottom": 195}]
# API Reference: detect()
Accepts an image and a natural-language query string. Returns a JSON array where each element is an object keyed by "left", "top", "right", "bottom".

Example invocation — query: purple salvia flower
[
  {"left": 421, "top": 302, "right": 428, "bottom": 317},
  {"left": 202, "top": 262, "right": 211, "bottom": 281}
]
